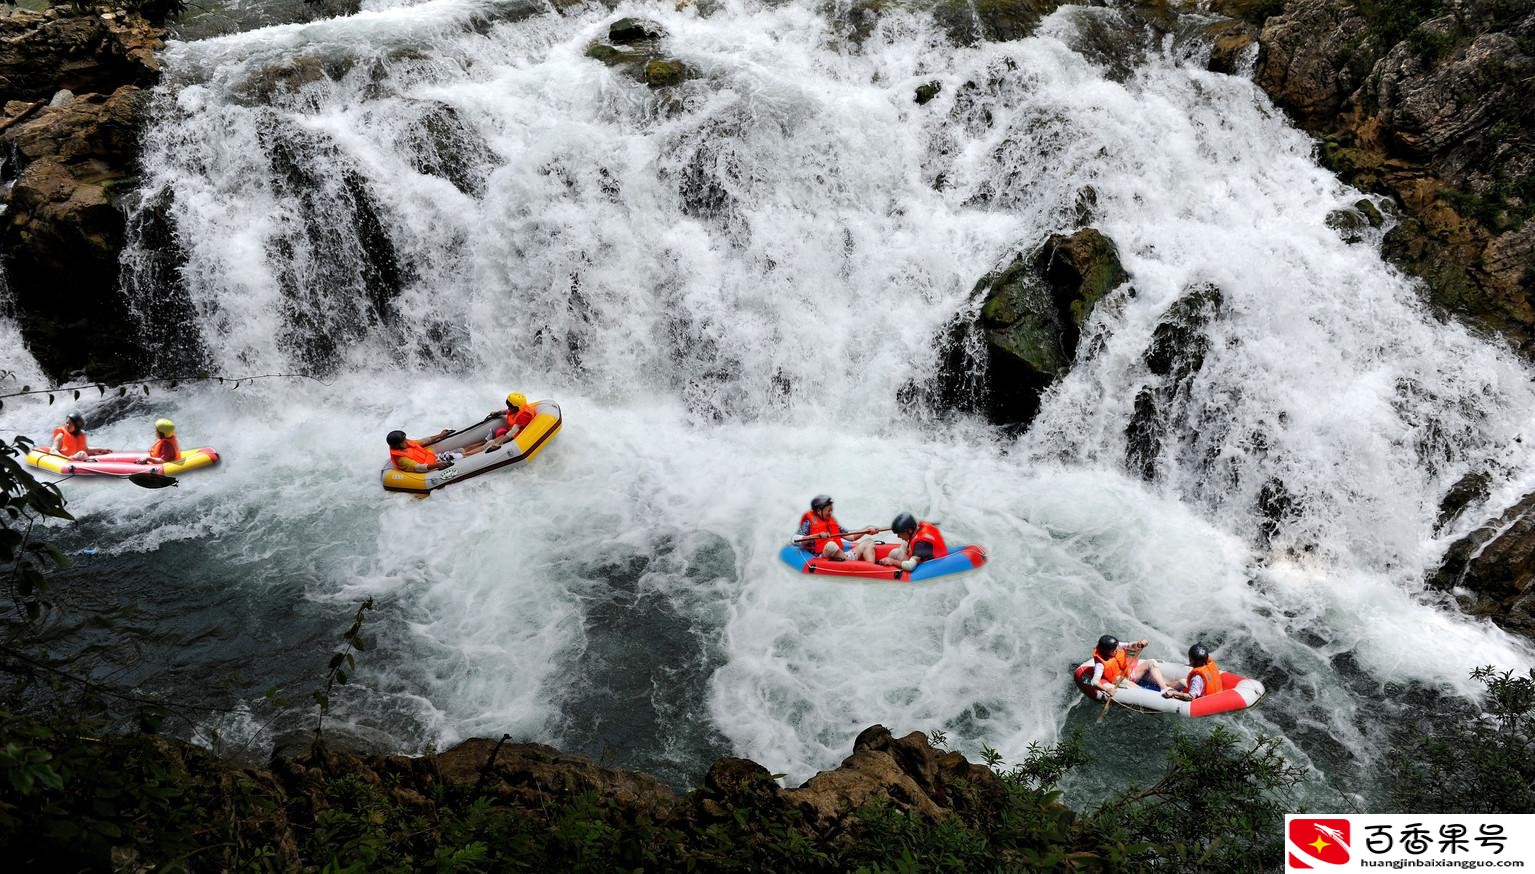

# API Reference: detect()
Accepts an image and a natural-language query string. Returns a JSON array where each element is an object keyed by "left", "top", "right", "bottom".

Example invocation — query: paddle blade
[{"left": 129, "top": 473, "right": 179, "bottom": 489}]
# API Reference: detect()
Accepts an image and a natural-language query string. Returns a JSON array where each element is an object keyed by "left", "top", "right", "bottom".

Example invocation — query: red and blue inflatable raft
[{"left": 778, "top": 540, "right": 987, "bottom": 582}]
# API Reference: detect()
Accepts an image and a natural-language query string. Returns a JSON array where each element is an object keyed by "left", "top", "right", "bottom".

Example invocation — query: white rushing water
[{"left": 4, "top": 0, "right": 1535, "bottom": 799}]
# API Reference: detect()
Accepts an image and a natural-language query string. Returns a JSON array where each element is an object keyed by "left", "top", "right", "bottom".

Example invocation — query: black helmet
[
  {"left": 810, "top": 494, "right": 833, "bottom": 511},
  {"left": 386, "top": 430, "right": 407, "bottom": 448},
  {"left": 1096, "top": 635, "right": 1119, "bottom": 656},
  {"left": 1188, "top": 643, "right": 1210, "bottom": 666},
  {"left": 65, "top": 413, "right": 85, "bottom": 431},
  {"left": 892, "top": 512, "right": 918, "bottom": 535}
]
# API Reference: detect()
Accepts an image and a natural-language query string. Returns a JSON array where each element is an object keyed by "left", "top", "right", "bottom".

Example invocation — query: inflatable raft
[
  {"left": 1071, "top": 660, "right": 1265, "bottom": 717},
  {"left": 381, "top": 400, "right": 562, "bottom": 494},
  {"left": 25, "top": 448, "right": 221, "bottom": 478},
  {"left": 778, "top": 540, "right": 987, "bottom": 582}
]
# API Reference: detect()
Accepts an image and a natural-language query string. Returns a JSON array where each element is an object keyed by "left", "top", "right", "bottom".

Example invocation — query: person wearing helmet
[
  {"left": 877, "top": 513, "right": 949, "bottom": 571},
  {"left": 137, "top": 419, "right": 183, "bottom": 465},
  {"left": 386, "top": 429, "right": 465, "bottom": 472},
  {"left": 1163, "top": 643, "right": 1224, "bottom": 701},
  {"left": 486, "top": 392, "right": 536, "bottom": 449},
  {"left": 794, "top": 495, "right": 878, "bottom": 561},
  {"left": 50, "top": 413, "right": 110, "bottom": 461},
  {"left": 1084, "top": 634, "right": 1172, "bottom": 698}
]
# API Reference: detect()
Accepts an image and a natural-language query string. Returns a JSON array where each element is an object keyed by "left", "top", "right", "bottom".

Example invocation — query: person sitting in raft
[
  {"left": 1163, "top": 642, "right": 1223, "bottom": 701},
  {"left": 136, "top": 419, "right": 182, "bottom": 465},
  {"left": 793, "top": 495, "right": 878, "bottom": 561},
  {"left": 485, "top": 392, "right": 536, "bottom": 450},
  {"left": 877, "top": 513, "right": 948, "bottom": 571},
  {"left": 1086, "top": 634, "right": 1173, "bottom": 698},
  {"left": 386, "top": 429, "right": 469, "bottom": 472},
  {"left": 51, "top": 413, "right": 110, "bottom": 461}
]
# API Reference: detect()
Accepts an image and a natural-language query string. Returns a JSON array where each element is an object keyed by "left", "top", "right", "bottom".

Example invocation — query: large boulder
[
  {"left": 1430, "top": 490, "right": 1535, "bottom": 639},
  {"left": 1, "top": 86, "right": 150, "bottom": 380},
  {"left": 0, "top": 9, "right": 165, "bottom": 380},
  {"left": 941, "top": 228, "right": 1128, "bottom": 426},
  {"left": 0, "top": 6, "right": 162, "bottom": 104}
]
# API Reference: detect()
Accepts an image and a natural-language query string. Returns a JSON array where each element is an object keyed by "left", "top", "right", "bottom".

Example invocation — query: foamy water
[{"left": 2, "top": 0, "right": 1532, "bottom": 800}]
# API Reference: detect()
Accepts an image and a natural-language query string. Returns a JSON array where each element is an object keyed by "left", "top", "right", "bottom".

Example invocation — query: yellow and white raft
[{"left": 380, "top": 400, "right": 562, "bottom": 494}]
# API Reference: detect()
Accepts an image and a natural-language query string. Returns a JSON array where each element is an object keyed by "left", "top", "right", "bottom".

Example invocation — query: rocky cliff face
[
  {"left": 1218, "top": 0, "right": 1535, "bottom": 640},
  {"left": 0, "top": 7, "right": 164, "bottom": 380},
  {"left": 1235, "top": 0, "right": 1534, "bottom": 354}
]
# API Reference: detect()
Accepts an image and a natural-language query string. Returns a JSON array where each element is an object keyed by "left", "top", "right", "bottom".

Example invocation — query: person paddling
[
  {"left": 794, "top": 495, "right": 878, "bottom": 561},
  {"left": 50, "top": 413, "right": 110, "bottom": 461},
  {"left": 877, "top": 513, "right": 947, "bottom": 571},
  {"left": 1163, "top": 643, "right": 1223, "bottom": 701},
  {"left": 136, "top": 419, "right": 183, "bottom": 465},
  {"left": 1085, "top": 634, "right": 1172, "bottom": 699},
  {"left": 386, "top": 429, "right": 463, "bottom": 472}
]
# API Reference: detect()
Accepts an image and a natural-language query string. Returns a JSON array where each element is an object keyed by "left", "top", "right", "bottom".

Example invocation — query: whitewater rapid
[{"left": 4, "top": 0, "right": 1534, "bottom": 801}]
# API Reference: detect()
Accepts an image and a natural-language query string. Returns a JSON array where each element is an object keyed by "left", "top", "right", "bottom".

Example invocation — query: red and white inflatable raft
[{"left": 1071, "top": 660, "right": 1266, "bottom": 717}]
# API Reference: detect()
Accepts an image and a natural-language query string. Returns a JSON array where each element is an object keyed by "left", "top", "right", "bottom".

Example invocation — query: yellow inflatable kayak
[
  {"left": 25, "top": 448, "right": 221, "bottom": 478},
  {"left": 381, "top": 400, "right": 562, "bottom": 494}
]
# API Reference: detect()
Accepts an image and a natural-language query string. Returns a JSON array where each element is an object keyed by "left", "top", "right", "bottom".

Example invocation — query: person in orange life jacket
[
  {"left": 877, "top": 513, "right": 948, "bottom": 571},
  {"left": 484, "top": 392, "right": 536, "bottom": 450},
  {"left": 136, "top": 419, "right": 183, "bottom": 465},
  {"left": 1163, "top": 643, "right": 1224, "bottom": 701},
  {"left": 50, "top": 413, "right": 111, "bottom": 461},
  {"left": 794, "top": 495, "right": 879, "bottom": 561},
  {"left": 386, "top": 429, "right": 463, "bottom": 472},
  {"left": 1085, "top": 634, "right": 1173, "bottom": 698}
]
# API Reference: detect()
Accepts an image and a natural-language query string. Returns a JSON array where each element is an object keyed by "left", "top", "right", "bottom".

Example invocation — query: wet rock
[
  {"left": 938, "top": 227, "right": 1129, "bottom": 426},
  {"left": 608, "top": 17, "right": 663, "bottom": 44},
  {"left": 1204, "top": 17, "right": 1258, "bottom": 75},
  {"left": 1436, "top": 470, "right": 1493, "bottom": 534},
  {"left": 915, "top": 81, "right": 942, "bottom": 105},
  {"left": 932, "top": 0, "right": 1063, "bottom": 46},
  {"left": 1430, "top": 490, "right": 1535, "bottom": 639},
  {"left": 0, "top": 10, "right": 166, "bottom": 381},
  {"left": 586, "top": 18, "right": 691, "bottom": 89},
  {"left": 1, "top": 86, "right": 148, "bottom": 380},
  {"left": 0, "top": 8, "right": 162, "bottom": 104},
  {"left": 1124, "top": 282, "right": 1223, "bottom": 480},
  {"left": 1253, "top": 0, "right": 1374, "bottom": 123},
  {"left": 1251, "top": 0, "right": 1535, "bottom": 357},
  {"left": 644, "top": 59, "right": 688, "bottom": 88}
]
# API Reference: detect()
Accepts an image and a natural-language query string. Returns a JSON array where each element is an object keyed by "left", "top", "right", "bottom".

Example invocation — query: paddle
[
  {"left": 129, "top": 473, "right": 179, "bottom": 489},
  {"left": 790, "top": 526, "right": 887, "bottom": 545},
  {"left": 1096, "top": 641, "right": 1147, "bottom": 722}
]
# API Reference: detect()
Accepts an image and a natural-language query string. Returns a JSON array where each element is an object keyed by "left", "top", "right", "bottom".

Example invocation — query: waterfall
[{"left": 1, "top": 0, "right": 1530, "bottom": 799}]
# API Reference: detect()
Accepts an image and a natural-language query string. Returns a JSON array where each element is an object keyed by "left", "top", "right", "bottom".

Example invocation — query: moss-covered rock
[
  {"left": 938, "top": 227, "right": 1129, "bottom": 426},
  {"left": 645, "top": 59, "right": 688, "bottom": 88}
]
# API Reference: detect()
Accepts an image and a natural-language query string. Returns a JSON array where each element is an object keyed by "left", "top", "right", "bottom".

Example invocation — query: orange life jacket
[
  {"left": 908, "top": 521, "right": 948, "bottom": 561},
  {"left": 53, "top": 427, "right": 87, "bottom": 457},
  {"left": 150, "top": 436, "right": 181, "bottom": 463},
  {"left": 1093, "top": 649, "right": 1134, "bottom": 686},
  {"left": 799, "top": 510, "right": 843, "bottom": 554},
  {"left": 389, "top": 440, "right": 437, "bottom": 471},
  {"left": 505, "top": 406, "right": 536, "bottom": 430},
  {"left": 1185, "top": 660, "right": 1223, "bottom": 699}
]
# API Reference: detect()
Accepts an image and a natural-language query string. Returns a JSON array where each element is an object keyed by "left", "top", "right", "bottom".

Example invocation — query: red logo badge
[{"left": 1288, "top": 818, "right": 1351, "bottom": 868}]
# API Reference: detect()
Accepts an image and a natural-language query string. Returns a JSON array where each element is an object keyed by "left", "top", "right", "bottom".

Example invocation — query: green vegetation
[{"left": 1386, "top": 666, "right": 1535, "bottom": 813}]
